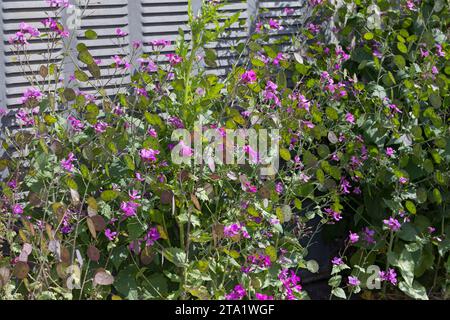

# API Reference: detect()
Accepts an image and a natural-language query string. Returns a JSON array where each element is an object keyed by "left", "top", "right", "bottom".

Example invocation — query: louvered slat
[
  {"left": 75, "top": 0, "right": 130, "bottom": 97},
  {"left": 1, "top": 0, "right": 62, "bottom": 127}
]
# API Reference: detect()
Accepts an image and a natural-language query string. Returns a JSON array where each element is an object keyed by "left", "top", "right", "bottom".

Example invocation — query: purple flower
[
  {"left": 93, "top": 121, "right": 108, "bottom": 133},
  {"left": 275, "top": 182, "right": 284, "bottom": 194},
  {"left": 307, "top": 23, "right": 320, "bottom": 34},
  {"left": 177, "top": 140, "right": 193, "bottom": 157},
  {"left": 283, "top": 7, "right": 295, "bottom": 15},
  {"left": 16, "top": 109, "right": 35, "bottom": 126},
  {"left": 42, "top": 18, "right": 69, "bottom": 38},
  {"left": 166, "top": 53, "right": 182, "bottom": 66},
  {"left": 7, "top": 180, "right": 17, "bottom": 189},
  {"left": 348, "top": 231, "right": 359, "bottom": 244},
  {"left": 68, "top": 116, "right": 84, "bottom": 132},
  {"left": 112, "top": 55, "right": 131, "bottom": 69},
  {"left": 224, "top": 223, "right": 241, "bottom": 238},
  {"left": 144, "top": 227, "right": 160, "bottom": 246},
  {"left": 61, "top": 213, "right": 73, "bottom": 234},
  {"left": 241, "top": 70, "right": 257, "bottom": 84},
  {"left": 420, "top": 48, "right": 429, "bottom": 58},
  {"left": 340, "top": 178, "right": 351, "bottom": 194},
  {"left": 386, "top": 147, "right": 395, "bottom": 158},
  {"left": 12, "top": 204, "right": 24, "bottom": 215},
  {"left": 132, "top": 40, "right": 142, "bottom": 49},
  {"left": 120, "top": 201, "right": 140, "bottom": 217},
  {"left": 128, "top": 190, "right": 141, "bottom": 201},
  {"left": 149, "top": 39, "right": 171, "bottom": 49},
  {"left": 256, "top": 293, "right": 274, "bottom": 300},
  {"left": 308, "top": 0, "right": 324, "bottom": 6},
  {"left": 105, "top": 229, "right": 117, "bottom": 241},
  {"left": 115, "top": 28, "right": 128, "bottom": 37},
  {"left": 243, "top": 145, "right": 259, "bottom": 164},
  {"left": 20, "top": 88, "right": 43, "bottom": 105},
  {"left": 325, "top": 208, "right": 342, "bottom": 222},
  {"left": 383, "top": 217, "right": 402, "bottom": 232},
  {"left": 168, "top": 116, "right": 184, "bottom": 129},
  {"left": 225, "top": 285, "right": 247, "bottom": 300},
  {"left": 332, "top": 257, "right": 343, "bottom": 266},
  {"left": 348, "top": 276, "right": 360, "bottom": 287},
  {"left": 140, "top": 148, "right": 160, "bottom": 162},
  {"left": 279, "top": 269, "right": 302, "bottom": 300},
  {"left": 399, "top": 177, "right": 409, "bottom": 185},
  {"left": 135, "top": 172, "right": 145, "bottom": 182},
  {"left": 61, "top": 152, "right": 77, "bottom": 172},
  {"left": 0, "top": 107, "right": 8, "bottom": 117},
  {"left": 363, "top": 227, "right": 376, "bottom": 244},
  {"left": 345, "top": 112, "right": 355, "bottom": 124},
  {"left": 268, "top": 18, "right": 283, "bottom": 30},
  {"left": 273, "top": 52, "right": 286, "bottom": 65},
  {"left": 46, "top": 0, "right": 71, "bottom": 8},
  {"left": 436, "top": 44, "right": 445, "bottom": 57},
  {"left": 379, "top": 268, "right": 397, "bottom": 285}
]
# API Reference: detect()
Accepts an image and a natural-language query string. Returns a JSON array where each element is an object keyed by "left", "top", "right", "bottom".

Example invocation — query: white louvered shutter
[
  {"left": 1, "top": 0, "right": 61, "bottom": 127},
  {"left": 75, "top": 0, "right": 131, "bottom": 98},
  {"left": 141, "top": 0, "right": 190, "bottom": 57},
  {"left": 257, "top": 0, "right": 310, "bottom": 50},
  {"left": 205, "top": 0, "right": 248, "bottom": 76}
]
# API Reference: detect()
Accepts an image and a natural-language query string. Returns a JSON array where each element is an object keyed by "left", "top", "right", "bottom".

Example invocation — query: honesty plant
[{"left": 0, "top": 0, "right": 449, "bottom": 301}]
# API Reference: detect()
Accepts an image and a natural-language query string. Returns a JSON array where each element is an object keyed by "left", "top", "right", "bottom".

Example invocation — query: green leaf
[
  {"left": 127, "top": 220, "right": 146, "bottom": 241},
  {"left": 331, "top": 287, "right": 347, "bottom": 299},
  {"left": 397, "top": 42, "right": 408, "bottom": 53},
  {"left": 280, "top": 148, "right": 291, "bottom": 161},
  {"left": 405, "top": 201, "right": 417, "bottom": 214},
  {"left": 251, "top": 58, "right": 266, "bottom": 68},
  {"left": 87, "top": 63, "right": 101, "bottom": 79},
  {"left": 363, "top": 32, "right": 374, "bottom": 40},
  {"left": 325, "top": 107, "right": 338, "bottom": 121},
  {"left": 63, "top": 88, "right": 76, "bottom": 101},
  {"left": 328, "top": 275, "right": 342, "bottom": 287},
  {"left": 393, "top": 55, "right": 406, "bottom": 69},
  {"left": 265, "top": 246, "right": 278, "bottom": 262},
  {"left": 74, "top": 70, "right": 89, "bottom": 82},
  {"left": 397, "top": 249, "right": 415, "bottom": 286},
  {"left": 163, "top": 248, "right": 187, "bottom": 267},
  {"left": 78, "top": 50, "right": 95, "bottom": 65},
  {"left": 306, "top": 260, "right": 319, "bottom": 273},
  {"left": 277, "top": 71, "right": 287, "bottom": 89},
  {"left": 399, "top": 281, "right": 429, "bottom": 300},
  {"left": 65, "top": 177, "right": 78, "bottom": 190},
  {"left": 144, "top": 274, "right": 168, "bottom": 298},
  {"left": 398, "top": 223, "right": 418, "bottom": 242},
  {"left": 429, "top": 93, "right": 442, "bottom": 108},
  {"left": 110, "top": 246, "right": 129, "bottom": 270},
  {"left": 101, "top": 190, "right": 118, "bottom": 202},
  {"left": 123, "top": 155, "right": 135, "bottom": 171},
  {"left": 204, "top": 48, "right": 217, "bottom": 68},
  {"left": 85, "top": 29, "right": 98, "bottom": 40},
  {"left": 114, "top": 265, "right": 138, "bottom": 299},
  {"left": 438, "top": 239, "right": 450, "bottom": 257}
]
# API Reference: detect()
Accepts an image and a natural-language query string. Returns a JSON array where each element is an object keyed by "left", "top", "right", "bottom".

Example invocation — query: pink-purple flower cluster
[
  {"left": 140, "top": 148, "right": 160, "bottom": 162},
  {"left": 379, "top": 268, "right": 397, "bottom": 285},
  {"left": 278, "top": 269, "right": 302, "bottom": 300},
  {"left": 225, "top": 285, "right": 247, "bottom": 300},
  {"left": 224, "top": 223, "right": 250, "bottom": 239},
  {"left": 383, "top": 217, "right": 402, "bottom": 232},
  {"left": 61, "top": 152, "right": 77, "bottom": 173},
  {"left": 9, "top": 22, "right": 40, "bottom": 45},
  {"left": 121, "top": 201, "right": 140, "bottom": 218},
  {"left": 144, "top": 227, "right": 160, "bottom": 247}
]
